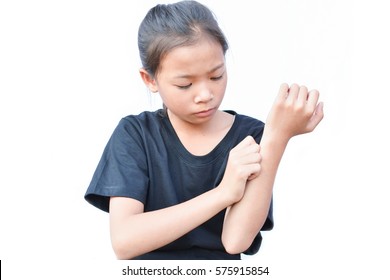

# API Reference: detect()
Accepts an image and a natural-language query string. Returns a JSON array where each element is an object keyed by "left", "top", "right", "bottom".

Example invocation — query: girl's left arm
[{"left": 221, "top": 83, "right": 324, "bottom": 254}]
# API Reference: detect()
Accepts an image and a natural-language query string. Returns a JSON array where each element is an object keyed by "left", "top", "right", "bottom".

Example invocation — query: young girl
[{"left": 85, "top": 0, "right": 324, "bottom": 260}]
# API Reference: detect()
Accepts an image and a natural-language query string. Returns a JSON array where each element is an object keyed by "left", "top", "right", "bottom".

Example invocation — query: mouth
[{"left": 194, "top": 108, "right": 216, "bottom": 118}]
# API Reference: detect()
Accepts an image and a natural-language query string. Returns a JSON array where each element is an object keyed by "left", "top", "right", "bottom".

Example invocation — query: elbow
[
  {"left": 112, "top": 241, "right": 131, "bottom": 260},
  {"left": 113, "top": 248, "right": 131, "bottom": 260},
  {"left": 111, "top": 236, "right": 138, "bottom": 260},
  {"left": 222, "top": 234, "right": 252, "bottom": 255}
]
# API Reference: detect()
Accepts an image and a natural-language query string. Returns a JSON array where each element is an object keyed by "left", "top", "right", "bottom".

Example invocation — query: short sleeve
[{"left": 84, "top": 118, "right": 149, "bottom": 212}]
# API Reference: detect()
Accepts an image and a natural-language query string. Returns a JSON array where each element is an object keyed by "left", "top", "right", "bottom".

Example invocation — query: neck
[{"left": 167, "top": 109, "right": 225, "bottom": 136}]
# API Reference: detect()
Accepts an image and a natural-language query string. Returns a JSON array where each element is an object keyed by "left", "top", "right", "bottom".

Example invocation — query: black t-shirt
[{"left": 85, "top": 109, "right": 273, "bottom": 259}]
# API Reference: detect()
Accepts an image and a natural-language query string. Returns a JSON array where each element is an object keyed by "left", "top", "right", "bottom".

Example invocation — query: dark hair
[{"left": 138, "top": 0, "right": 229, "bottom": 78}]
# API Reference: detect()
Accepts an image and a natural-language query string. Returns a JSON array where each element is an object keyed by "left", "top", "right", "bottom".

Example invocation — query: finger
[
  {"left": 287, "top": 83, "right": 299, "bottom": 101},
  {"left": 297, "top": 85, "right": 308, "bottom": 105},
  {"left": 232, "top": 145, "right": 261, "bottom": 166},
  {"left": 306, "top": 89, "right": 320, "bottom": 112},
  {"left": 277, "top": 83, "right": 289, "bottom": 100},
  {"left": 233, "top": 136, "right": 256, "bottom": 150},
  {"left": 307, "top": 102, "right": 324, "bottom": 132},
  {"left": 246, "top": 163, "right": 262, "bottom": 181},
  {"left": 241, "top": 150, "right": 262, "bottom": 164},
  {"left": 244, "top": 142, "right": 260, "bottom": 154},
  {"left": 248, "top": 172, "right": 260, "bottom": 181}
]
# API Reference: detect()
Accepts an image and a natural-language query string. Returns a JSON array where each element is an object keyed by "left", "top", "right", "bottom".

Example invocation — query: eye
[
  {"left": 176, "top": 83, "right": 192, "bottom": 90},
  {"left": 210, "top": 73, "right": 224, "bottom": 81}
]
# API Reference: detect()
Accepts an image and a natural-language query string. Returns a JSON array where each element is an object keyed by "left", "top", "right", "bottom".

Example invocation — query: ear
[{"left": 139, "top": 68, "right": 158, "bottom": 93}]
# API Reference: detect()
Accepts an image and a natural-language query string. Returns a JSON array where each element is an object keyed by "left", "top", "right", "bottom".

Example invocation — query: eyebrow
[{"left": 173, "top": 63, "right": 225, "bottom": 79}]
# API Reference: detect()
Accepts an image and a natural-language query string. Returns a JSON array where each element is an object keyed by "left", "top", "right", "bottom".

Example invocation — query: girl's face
[{"left": 152, "top": 37, "right": 227, "bottom": 126}]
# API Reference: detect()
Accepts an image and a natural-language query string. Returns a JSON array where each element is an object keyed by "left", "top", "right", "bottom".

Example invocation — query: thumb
[{"left": 307, "top": 102, "right": 324, "bottom": 132}]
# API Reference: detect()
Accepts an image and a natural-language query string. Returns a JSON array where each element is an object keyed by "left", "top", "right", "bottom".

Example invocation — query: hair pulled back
[{"left": 138, "top": 0, "right": 229, "bottom": 78}]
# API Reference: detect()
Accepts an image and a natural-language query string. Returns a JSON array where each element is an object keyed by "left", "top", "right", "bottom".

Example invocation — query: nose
[{"left": 194, "top": 84, "right": 214, "bottom": 103}]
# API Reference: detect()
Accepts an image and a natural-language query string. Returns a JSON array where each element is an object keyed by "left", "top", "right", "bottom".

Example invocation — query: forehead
[{"left": 158, "top": 38, "right": 225, "bottom": 78}]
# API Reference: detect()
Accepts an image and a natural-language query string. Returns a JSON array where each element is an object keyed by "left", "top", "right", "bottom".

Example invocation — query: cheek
[
  {"left": 217, "top": 78, "right": 228, "bottom": 96},
  {"left": 158, "top": 88, "right": 188, "bottom": 108}
]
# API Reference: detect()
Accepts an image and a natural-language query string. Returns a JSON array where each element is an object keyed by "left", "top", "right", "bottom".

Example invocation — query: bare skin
[
  {"left": 221, "top": 83, "right": 324, "bottom": 253},
  {"left": 109, "top": 37, "right": 324, "bottom": 259}
]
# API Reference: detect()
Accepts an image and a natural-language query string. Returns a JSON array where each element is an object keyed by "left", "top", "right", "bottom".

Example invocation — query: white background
[{"left": 1, "top": 0, "right": 389, "bottom": 279}]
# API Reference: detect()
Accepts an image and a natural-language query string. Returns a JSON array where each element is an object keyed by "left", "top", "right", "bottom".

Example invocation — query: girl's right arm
[
  {"left": 110, "top": 137, "right": 260, "bottom": 259},
  {"left": 109, "top": 189, "right": 227, "bottom": 259}
]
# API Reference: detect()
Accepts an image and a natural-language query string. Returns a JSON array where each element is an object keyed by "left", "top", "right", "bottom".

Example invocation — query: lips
[{"left": 194, "top": 108, "right": 216, "bottom": 118}]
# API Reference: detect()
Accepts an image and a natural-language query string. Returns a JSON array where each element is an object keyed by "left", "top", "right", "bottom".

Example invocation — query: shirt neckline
[{"left": 160, "top": 109, "right": 239, "bottom": 165}]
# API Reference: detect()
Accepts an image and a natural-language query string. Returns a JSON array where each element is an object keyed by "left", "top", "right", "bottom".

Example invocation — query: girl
[{"left": 85, "top": 0, "right": 324, "bottom": 260}]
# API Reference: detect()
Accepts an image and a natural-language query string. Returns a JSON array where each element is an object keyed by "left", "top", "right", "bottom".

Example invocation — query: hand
[
  {"left": 266, "top": 83, "right": 324, "bottom": 140},
  {"left": 218, "top": 136, "right": 262, "bottom": 204}
]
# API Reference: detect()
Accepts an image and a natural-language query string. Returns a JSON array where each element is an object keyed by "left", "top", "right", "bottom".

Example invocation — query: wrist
[
  {"left": 262, "top": 125, "right": 290, "bottom": 147},
  {"left": 215, "top": 182, "right": 243, "bottom": 207}
]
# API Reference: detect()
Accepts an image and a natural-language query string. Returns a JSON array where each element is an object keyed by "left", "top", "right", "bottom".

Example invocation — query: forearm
[
  {"left": 110, "top": 186, "right": 231, "bottom": 259},
  {"left": 222, "top": 129, "right": 289, "bottom": 254},
  {"left": 221, "top": 83, "right": 324, "bottom": 254}
]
